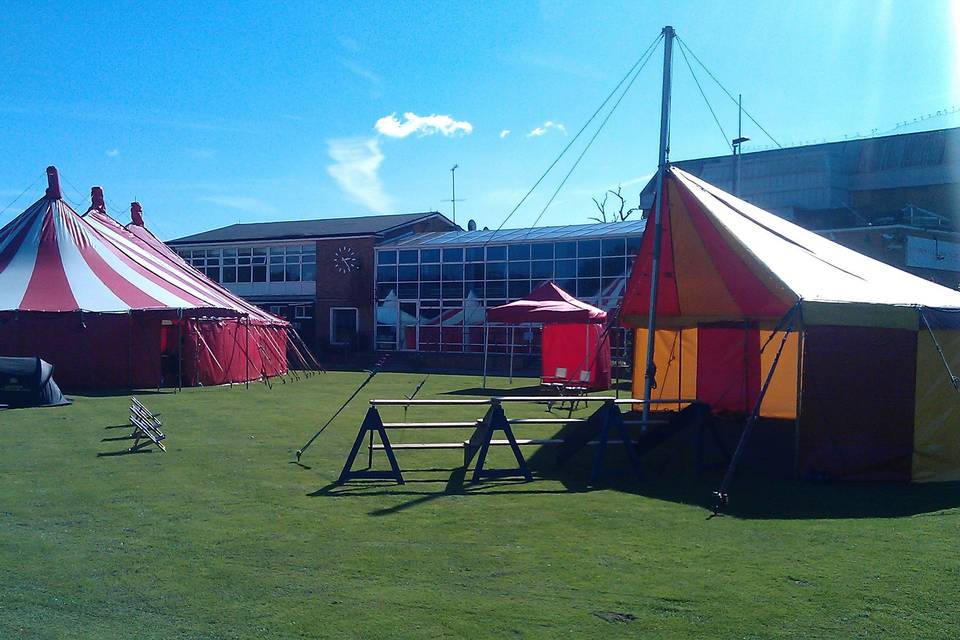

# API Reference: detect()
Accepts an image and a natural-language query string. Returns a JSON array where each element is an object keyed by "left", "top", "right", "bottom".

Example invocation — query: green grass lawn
[{"left": 1, "top": 371, "right": 958, "bottom": 639}]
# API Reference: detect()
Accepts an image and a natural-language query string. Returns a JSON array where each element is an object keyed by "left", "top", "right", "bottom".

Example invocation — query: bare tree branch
[
  {"left": 591, "top": 193, "right": 609, "bottom": 223},
  {"left": 590, "top": 184, "right": 641, "bottom": 223}
]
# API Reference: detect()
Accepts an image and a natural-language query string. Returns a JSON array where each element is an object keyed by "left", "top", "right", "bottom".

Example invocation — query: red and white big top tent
[{"left": 0, "top": 166, "right": 293, "bottom": 389}]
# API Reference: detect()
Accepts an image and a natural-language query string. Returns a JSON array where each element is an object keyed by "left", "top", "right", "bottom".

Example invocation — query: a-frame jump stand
[
  {"left": 464, "top": 400, "right": 533, "bottom": 484},
  {"left": 557, "top": 400, "right": 644, "bottom": 483},
  {"left": 337, "top": 407, "right": 404, "bottom": 484}
]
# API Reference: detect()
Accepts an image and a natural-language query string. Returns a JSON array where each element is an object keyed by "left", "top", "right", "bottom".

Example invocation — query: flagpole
[{"left": 642, "top": 26, "right": 675, "bottom": 428}]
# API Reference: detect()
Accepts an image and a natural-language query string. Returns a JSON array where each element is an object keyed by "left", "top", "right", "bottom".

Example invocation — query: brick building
[{"left": 167, "top": 212, "right": 456, "bottom": 355}]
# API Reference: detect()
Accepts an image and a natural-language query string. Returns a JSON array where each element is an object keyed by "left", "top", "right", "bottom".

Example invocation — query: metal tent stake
[{"left": 641, "top": 26, "right": 675, "bottom": 428}]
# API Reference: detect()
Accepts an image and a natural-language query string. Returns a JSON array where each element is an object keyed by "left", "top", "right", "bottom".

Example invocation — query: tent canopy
[
  {"left": 622, "top": 167, "right": 960, "bottom": 329},
  {"left": 487, "top": 281, "right": 607, "bottom": 324},
  {"left": 0, "top": 168, "right": 283, "bottom": 325},
  {"left": 624, "top": 167, "right": 960, "bottom": 483}
]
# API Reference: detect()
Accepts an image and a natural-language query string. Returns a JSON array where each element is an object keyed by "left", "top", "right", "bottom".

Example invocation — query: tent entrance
[{"left": 159, "top": 321, "right": 181, "bottom": 388}]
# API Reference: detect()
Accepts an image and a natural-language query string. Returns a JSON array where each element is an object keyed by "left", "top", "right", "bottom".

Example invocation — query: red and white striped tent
[{"left": 0, "top": 166, "right": 295, "bottom": 389}]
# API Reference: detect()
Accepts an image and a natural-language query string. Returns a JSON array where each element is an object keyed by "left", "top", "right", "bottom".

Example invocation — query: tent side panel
[
  {"left": 0, "top": 312, "right": 132, "bottom": 389},
  {"left": 187, "top": 320, "right": 288, "bottom": 386},
  {"left": 129, "top": 314, "right": 164, "bottom": 388},
  {"left": 798, "top": 325, "right": 916, "bottom": 481},
  {"left": 758, "top": 330, "right": 799, "bottom": 419},
  {"left": 632, "top": 328, "right": 697, "bottom": 411},
  {"left": 541, "top": 323, "right": 610, "bottom": 391},
  {"left": 913, "top": 328, "right": 960, "bottom": 482},
  {"left": 696, "top": 325, "right": 760, "bottom": 414}
]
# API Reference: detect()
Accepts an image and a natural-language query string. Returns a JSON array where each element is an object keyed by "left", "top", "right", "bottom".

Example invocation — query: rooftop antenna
[
  {"left": 445, "top": 164, "right": 466, "bottom": 227},
  {"left": 731, "top": 94, "right": 750, "bottom": 195}
]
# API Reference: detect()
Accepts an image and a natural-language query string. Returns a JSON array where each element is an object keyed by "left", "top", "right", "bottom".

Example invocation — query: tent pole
[
  {"left": 713, "top": 305, "right": 798, "bottom": 513},
  {"left": 177, "top": 309, "right": 183, "bottom": 392},
  {"left": 615, "top": 327, "right": 620, "bottom": 399},
  {"left": 127, "top": 311, "right": 133, "bottom": 390},
  {"left": 584, "top": 323, "right": 590, "bottom": 386},
  {"left": 482, "top": 322, "right": 489, "bottom": 389},
  {"left": 794, "top": 310, "right": 805, "bottom": 481},
  {"left": 245, "top": 316, "right": 250, "bottom": 390},
  {"left": 508, "top": 326, "right": 515, "bottom": 384},
  {"left": 641, "top": 26, "right": 675, "bottom": 429}
]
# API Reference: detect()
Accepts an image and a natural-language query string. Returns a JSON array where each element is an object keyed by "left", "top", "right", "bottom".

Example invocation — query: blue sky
[{"left": 1, "top": 0, "right": 958, "bottom": 240}]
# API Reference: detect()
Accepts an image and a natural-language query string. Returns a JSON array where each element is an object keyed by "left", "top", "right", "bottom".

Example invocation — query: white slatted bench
[{"left": 128, "top": 397, "right": 166, "bottom": 453}]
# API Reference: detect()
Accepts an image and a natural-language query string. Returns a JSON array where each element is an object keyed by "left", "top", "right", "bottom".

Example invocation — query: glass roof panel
[{"left": 376, "top": 219, "right": 646, "bottom": 249}]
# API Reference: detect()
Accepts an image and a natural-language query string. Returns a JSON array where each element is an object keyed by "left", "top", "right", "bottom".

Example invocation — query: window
[
  {"left": 602, "top": 238, "right": 626, "bottom": 256},
  {"left": 486, "top": 245, "right": 507, "bottom": 261},
  {"left": 555, "top": 241, "right": 577, "bottom": 259},
  {"left": 442, "top": 263, "right": 463, "bottom": 281},
  {"left": 486, "top": 262, "right": 507, "bottom": 279},
  {"left": 371, "top": 233, "right": 642, "bottom": 354},
  {"left": 555, "top": 259, "right": 576, "bottom": 278},
  {"left": 420, "top": 264, "right": 440, "bottom": 281},
  {"left": 508, "top": 244, "right": 530, "bottom": 260},
  {"left": 579, "top": 239, "right": 601, "bottom": 257},
  {"left": 294, "top": 304, "right": 314, "bottom": 319},
  {"left": 531, "top": 260, "right": 552, "bottom": 279},
  {"left": 464, "top": 263, "right": 485, "bottom": 280},
  {"left": 398, "top": 265, "right": 418, "bottom": 281},
  {"left": 531, "top": 243, "right": 553, "bottom": 260},
  {"left": 186, "top": 244, "right": 317, "bottom": 284},
  {"left": 330, "top": 308, "right": 358, "bottom": 345},
  {"left": 377, "top": 265, "right": 398, "bottom": 282},
  {"left": 578, "top": 258, "right": 600, "bottom": 278},
  {"left": 508, "top": 261, "right": 530, "bottom": 279},
  {"left": 442, "top": 247, "right": 463, "bottom": 262}
]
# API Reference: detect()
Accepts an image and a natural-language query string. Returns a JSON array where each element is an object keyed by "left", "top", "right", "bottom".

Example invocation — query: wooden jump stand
[{"left": 336, "top": 396, "right": 696, "bottom": 485}]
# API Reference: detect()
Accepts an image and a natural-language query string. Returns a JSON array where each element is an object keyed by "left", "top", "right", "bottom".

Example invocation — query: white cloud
[
  {"left": 105, "top": 148, "right": 120, "bottom": 157},
  {"left": 199, "top": 195, "right": 278, "bottom": 216},
  {"left": 499, "top": 129, "right": 511, "bottom": 139},
  {"left": 375, "top": 112, "right": 473, "bottom": 138},
  {"left": 527, "top": 121, "right": 567, "bottom": 137},
  {"left": 326, "top": 137, "right": 392, "bottom": 213}
]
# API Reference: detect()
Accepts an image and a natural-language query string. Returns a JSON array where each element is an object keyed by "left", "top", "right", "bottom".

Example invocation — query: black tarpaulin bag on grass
[{"left": 0, "top": 356, "right": 70, "bottom": 408}]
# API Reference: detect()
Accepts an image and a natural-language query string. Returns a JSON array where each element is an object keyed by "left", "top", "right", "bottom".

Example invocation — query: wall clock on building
[{"left": 333, "top": 245, "right": 360, "bottom": 274}]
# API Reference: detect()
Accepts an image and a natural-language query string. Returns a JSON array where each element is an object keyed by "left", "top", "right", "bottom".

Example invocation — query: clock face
[{"left": 333, "top": 245, "right": 360, "bottom": 274}]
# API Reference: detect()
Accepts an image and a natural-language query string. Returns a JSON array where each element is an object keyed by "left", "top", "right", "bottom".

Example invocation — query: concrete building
[{"left": 644, "top": 126, "right": 960, "bottom": 287}]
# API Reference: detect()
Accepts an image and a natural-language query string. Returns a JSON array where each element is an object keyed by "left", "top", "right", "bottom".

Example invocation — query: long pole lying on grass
[{"left": 295, "top": 353, "right": 389, "bottom": 462}]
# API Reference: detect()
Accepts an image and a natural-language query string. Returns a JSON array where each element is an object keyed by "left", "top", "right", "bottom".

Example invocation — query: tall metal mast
[
  {"left": 641, "top": 26, "right": 675, "bottom": 426},
  {"left": 451, "top": 164, "right": 459, "bottom": 226}
]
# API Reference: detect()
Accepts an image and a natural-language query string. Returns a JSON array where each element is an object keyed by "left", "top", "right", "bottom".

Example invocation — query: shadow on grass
[
  {"left": 97, "top": 449, "right": 152, "bottom": 457},
  {"left": 312, "top": 427, "right": 960, "bottom": 521},
  {"left": 440, "top": 385, "right": 545, "bottom": 397},
  {"left": 70, "top": 388, "right": 176, "bottom": 399}
]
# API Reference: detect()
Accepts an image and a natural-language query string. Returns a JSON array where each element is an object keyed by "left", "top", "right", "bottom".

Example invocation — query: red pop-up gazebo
[{"left": 484, "top": 281, "right": 611, "bottom": 390}]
